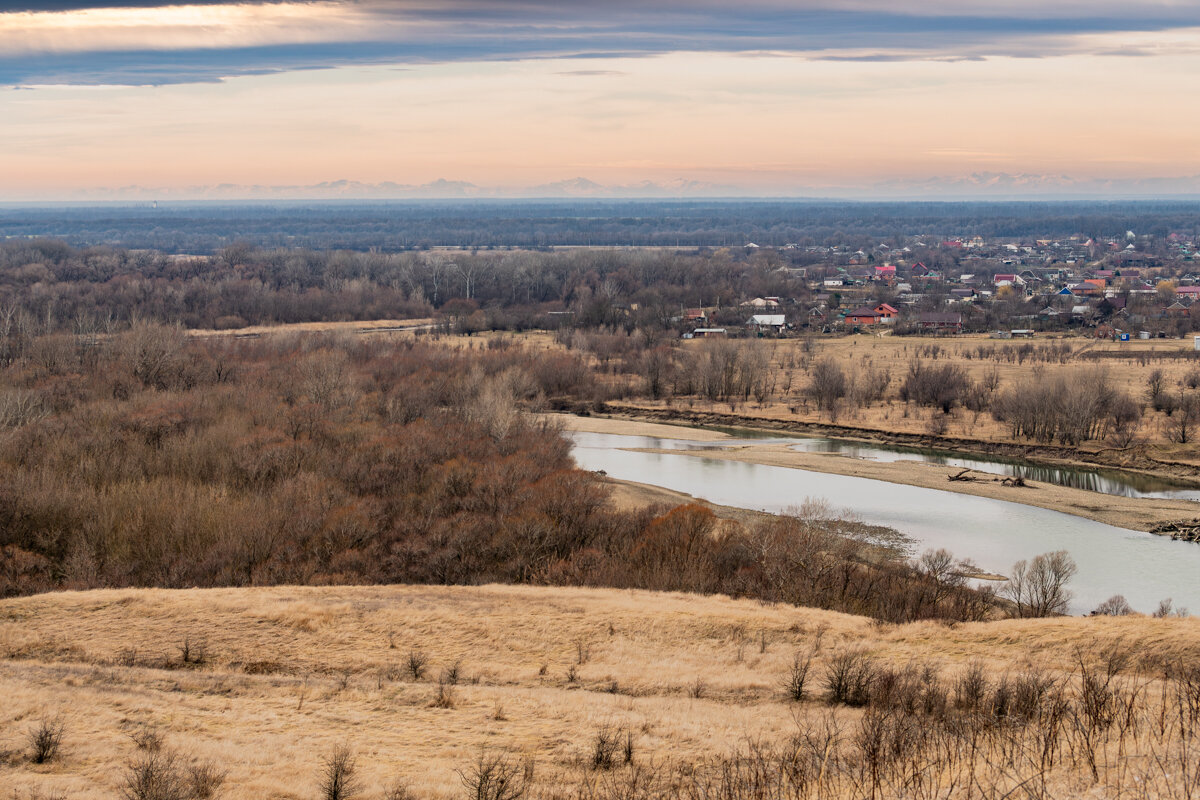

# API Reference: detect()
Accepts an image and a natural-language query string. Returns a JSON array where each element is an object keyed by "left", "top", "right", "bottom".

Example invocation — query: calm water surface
[
  {"left": 644, "top": 424, "right": 1200, "bottom": 501},
  {"left": 569, "top": 431, "right": 1200, "bottom": 615}
]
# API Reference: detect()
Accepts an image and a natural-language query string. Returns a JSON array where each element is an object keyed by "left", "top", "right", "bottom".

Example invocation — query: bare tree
[
  {"left": 457, "top": 750, "right": 526, "bottom": 800},
  {"left": 1003, "top": 551, "right": 1077, "bottom": 618},
  {"left": 807, "top": 358, "right": 847, "bottom": 419},
  {"left": 319, "top": 744, "right": 360, "bottom": 800},
  {"left": 1164, "top": 392, "right": 1200, "bottom": 444}
]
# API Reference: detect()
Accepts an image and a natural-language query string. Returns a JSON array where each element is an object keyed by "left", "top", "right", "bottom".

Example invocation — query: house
[
  {"left": 915, "top": 313, "right": 964, "bottom": 332},
  {"left": 993, "top": 274, "right": 1026, "bottom": 288},
  {"left": 749, "top": 314, "right": 786, "bottom": 333},
  {"left": 689, "top": 327, "right": 727, "bottom": 338},
  {"left": 845, "top": 306, "right": 884, "bottom": 326},
  {"left": 683, "top": 308, "right": 708, "bottom": 322},
  {"left": 873, "top": 303, "right": 900, "bottom": 323}
]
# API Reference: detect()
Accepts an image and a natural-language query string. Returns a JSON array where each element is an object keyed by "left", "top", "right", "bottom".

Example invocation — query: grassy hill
[{"left": 3, "top": 584, "right": 1200, "bottom": 799}]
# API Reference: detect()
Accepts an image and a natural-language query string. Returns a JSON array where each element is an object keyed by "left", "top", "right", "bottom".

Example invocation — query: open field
[
  {"left": 3, "top": 584, "right": 1200, "bottom": 799},
  {"left": 553, "top": 414, "right": 1200, "bottom": 532},
  {"left": 187, "top": 318, "right": 435, "bottom": 338}
]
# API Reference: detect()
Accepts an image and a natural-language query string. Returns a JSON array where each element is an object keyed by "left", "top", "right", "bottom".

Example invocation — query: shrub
[
  {"left": 591, "top": 727, "right": 621, "bottom": 770},
  {"left": 457, "top": 751, "right": 526, "bottom": 800},
  {"left": 824, "top": 649, "right": 878, "bottom": 707},
  {"left": 406, "top": 650, "right": 428, "bottom": 681},
  {"left": 431, "top": 679, "right": 456, "bottom": 709},
  {"left": 318, "top": 745, "right": 359, "bottom": 800},
  {"left": 783, "top": 648, "right": 817, "bottom": 702},
  {"left": 441, "top": 661, "right": 462, "bottom": 686},
  {"left": 28, "top": 717, "right": 65, "bottom": 764},
  {"left": 122, "top": 751, "right": 187, "bottom": 800}
]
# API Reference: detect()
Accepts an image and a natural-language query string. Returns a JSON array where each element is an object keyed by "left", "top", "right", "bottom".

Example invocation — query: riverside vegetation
[{"left": 0, "top": 323, "right": 1004, "bottom": 625}]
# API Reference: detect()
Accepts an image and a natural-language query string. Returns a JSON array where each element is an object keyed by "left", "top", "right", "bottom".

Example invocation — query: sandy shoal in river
[{"left": 553, "top": 414, "right": 1198, "bottom": 532}]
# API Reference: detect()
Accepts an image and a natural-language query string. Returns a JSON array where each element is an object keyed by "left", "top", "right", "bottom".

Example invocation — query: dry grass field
[
  {"left": 3, "top": 584, "right": 1200, "bottom": 799},
  {"left": 187, "top": 319, "right": 435, "bottom": 338}
]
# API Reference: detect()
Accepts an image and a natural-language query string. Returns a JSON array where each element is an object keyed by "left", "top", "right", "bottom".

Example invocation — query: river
[{"left": 568, "top": 430, "right": 1200, "bottom": 616}]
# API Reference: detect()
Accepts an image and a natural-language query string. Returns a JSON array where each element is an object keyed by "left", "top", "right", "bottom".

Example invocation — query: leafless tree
[
  {"left": 807, "top": 357, "right": 847, "bottom": 419},
  {"left": 1003, "top": 550, "right": 1077, "bottom": 618},
  {"left": 458, "top": 750, "right": 526, "bottom": 800},
  {"left": 319, "top": 744, "right": 360, "bottom": 800},
  {"left": 1164, "top": 392, "right": 1200, "bottom": 444}
]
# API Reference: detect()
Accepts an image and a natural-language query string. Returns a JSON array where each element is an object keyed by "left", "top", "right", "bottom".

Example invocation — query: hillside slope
[{"left": 2, "top": 585, "right": 1199, "bottom": 799}]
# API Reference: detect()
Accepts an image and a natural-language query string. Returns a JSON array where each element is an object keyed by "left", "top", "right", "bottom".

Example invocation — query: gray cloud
[{"left": 3, "top": 1, "right": 1199, "bottom": 86}]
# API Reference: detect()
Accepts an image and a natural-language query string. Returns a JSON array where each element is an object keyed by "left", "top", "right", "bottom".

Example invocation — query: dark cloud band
[{"left": 2, "top": 3, "right": 1197, "bottom": 86}]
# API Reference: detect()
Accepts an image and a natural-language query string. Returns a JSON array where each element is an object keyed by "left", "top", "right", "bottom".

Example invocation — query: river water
[{"left": 568, "top": 431, "right": 1200, "bottom": 616}]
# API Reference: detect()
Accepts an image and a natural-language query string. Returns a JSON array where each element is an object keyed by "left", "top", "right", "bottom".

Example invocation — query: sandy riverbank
[{"left": 554, "top": 414, "right": 1199, "bottom": 532}]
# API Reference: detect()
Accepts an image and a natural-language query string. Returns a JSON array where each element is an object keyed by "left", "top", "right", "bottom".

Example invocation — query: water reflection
[
  {"left": 622, "top": 426, "right": 1200, "bottom": 501},
  {"left": 785, "top": 439, "right": 1200, "bottom": 501}
]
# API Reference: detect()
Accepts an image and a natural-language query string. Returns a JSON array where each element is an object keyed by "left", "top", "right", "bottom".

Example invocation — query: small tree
[
  {"left": 1003, "top": 551, "right": 1077, "bottom": 618},
  {"left": 1165, "top": 393, "right": 1200, "bottom": 444},
  {"left": 1092, "top": 595, "right": 1133, "bottom": 616},
  {"left": 319, "top": 745, "right": 360, "bottom": 800},
  {"left": 807, "top": 358, "right": 847, "bottom": 419}
]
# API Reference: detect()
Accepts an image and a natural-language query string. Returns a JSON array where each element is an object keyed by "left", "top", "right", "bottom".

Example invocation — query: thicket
[
  {"left": 992, "top": 368, "right": 1143, "bottom": 445},
  {"left": 0, "top": 326, "right": 999, "bottom": 624}
]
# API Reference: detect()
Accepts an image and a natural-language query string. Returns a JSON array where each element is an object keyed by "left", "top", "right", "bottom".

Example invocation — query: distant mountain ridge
[
  {"left": 23, "top": 172, "right": 1200, "bottom": 201},
  {"left": 62, "top": 177, "right": 743, "bottom": 201}
]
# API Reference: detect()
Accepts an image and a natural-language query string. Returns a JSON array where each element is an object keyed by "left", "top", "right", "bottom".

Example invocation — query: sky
[{"left": 3, "top": 0, "right": 1200, "bottom": 199}]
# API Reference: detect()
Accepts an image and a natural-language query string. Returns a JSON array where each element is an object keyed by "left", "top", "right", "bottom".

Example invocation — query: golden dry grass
[
  {"left": 3, "top": 584, "right": 1200, "bottom": 799},
  {"left": 187, "top": 318, "right": 434, "bottom": 338}
]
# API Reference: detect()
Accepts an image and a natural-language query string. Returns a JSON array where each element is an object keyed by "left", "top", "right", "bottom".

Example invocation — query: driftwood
[
  {"left": 948, "top": 469, "right": 1028, "bottom": 487},
  {"left": 1150, "top": 518, "right": 1200, "bottom": 543}
]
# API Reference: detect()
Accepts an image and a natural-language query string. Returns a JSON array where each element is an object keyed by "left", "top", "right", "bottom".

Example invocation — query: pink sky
[{"left": 3, "top": 2, "right": 1200, "bottom": 198}]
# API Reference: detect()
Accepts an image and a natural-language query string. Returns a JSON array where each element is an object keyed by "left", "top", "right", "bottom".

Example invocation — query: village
[{"left": 680, "top": 230, "right": 1200, "bottom": 342}]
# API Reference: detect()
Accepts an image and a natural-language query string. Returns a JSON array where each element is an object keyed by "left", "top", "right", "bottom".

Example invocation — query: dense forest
[
  {"left": 3, "top": 200, "right": 1200, "bottom": 251},
  {"left": 0, "top": 326, "right": 1001, "bottom": 622},
  {"left": 0, "top": 239, "right": 798, "bottom": 331}
]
